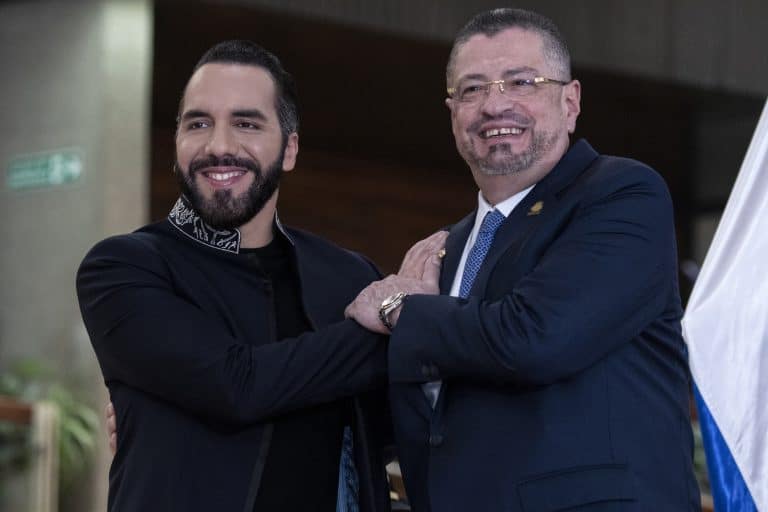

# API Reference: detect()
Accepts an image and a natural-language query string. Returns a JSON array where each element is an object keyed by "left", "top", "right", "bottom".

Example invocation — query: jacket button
[{"left": 429, "top": 434, "right": 443, "bottom": 447}]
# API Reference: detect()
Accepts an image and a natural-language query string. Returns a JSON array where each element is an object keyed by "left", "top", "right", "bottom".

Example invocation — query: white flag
[{"left": 683, "top": 99, "right": 768, "bottom": 511}]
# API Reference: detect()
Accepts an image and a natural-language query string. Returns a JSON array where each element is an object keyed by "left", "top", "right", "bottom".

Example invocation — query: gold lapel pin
[
  {"left": 527, "top": 201, "right": 544, "bottom": 216},
  {"left": 437, "top": 249, "right": 446, "bottom": 259}
]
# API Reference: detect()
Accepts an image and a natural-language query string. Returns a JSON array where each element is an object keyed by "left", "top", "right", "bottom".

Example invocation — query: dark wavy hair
[{"left": 179, "top": 40, "right": 299, "bottom": 137}]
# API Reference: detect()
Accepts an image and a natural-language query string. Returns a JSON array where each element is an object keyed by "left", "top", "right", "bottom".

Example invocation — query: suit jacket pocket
[{"left": 517, "top": 464, "right": 636, "bottom": 511}]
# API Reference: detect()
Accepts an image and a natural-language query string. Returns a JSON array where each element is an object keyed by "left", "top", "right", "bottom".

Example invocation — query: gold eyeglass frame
[{"left": 447, "top": 76, "right": 568, "bottom": 100}]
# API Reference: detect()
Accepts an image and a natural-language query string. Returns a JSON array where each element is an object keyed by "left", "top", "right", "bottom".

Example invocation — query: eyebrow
[
  {"left": 231, "top": 109, "right": 268, "bottom": 122},
  {"left": 179, "top": 108, "right": 269, "bottom": 122},
  {"left": 457, "top": 66, "right": 540, "bottom": 83},
  {"left": 501, "top": 66, "right": 539, "bottom": 77},
  {"left": 180, "top": 109, "right": 210, "bottom": 122}
]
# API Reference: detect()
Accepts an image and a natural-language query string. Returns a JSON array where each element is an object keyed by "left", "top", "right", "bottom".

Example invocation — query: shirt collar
[
  {"left": 167, "top": 196, "right": 294, "bottom": 254},
  {"left": 475, "top": 183, "right": 535, "bottom": 223}
]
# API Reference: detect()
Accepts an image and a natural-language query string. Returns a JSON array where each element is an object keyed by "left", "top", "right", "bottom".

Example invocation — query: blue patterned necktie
[
  {"left": 422, "top": 208, "right": 506, "bottom": 408},
  {"left": 459, "top": 208, "right": 506, "bottom": 298}
]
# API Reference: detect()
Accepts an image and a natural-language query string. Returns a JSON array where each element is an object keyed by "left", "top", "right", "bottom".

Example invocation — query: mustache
[
  {"left": 188, "top": 155, "right": 260, "bottom": 174},
  {"left": 469, "top": 111, "right": 534, "bottom": 132}
]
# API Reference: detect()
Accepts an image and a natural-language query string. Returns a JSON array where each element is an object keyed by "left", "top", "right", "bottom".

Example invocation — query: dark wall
[{"left": 151, "top": 1, "right": 762, "bottom": 276}]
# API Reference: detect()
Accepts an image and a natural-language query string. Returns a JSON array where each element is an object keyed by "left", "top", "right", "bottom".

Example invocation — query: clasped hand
[{"left": 345, "top": 230, "right": 448, "bottom": 334}]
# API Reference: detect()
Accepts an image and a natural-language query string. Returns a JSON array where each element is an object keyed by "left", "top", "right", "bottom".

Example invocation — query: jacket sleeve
[
  {"left": 76, "top": 236, "right": 388, "bottom": 425},
  {"left": 388, "top": 164, "right": 677, "bottom": 387}
]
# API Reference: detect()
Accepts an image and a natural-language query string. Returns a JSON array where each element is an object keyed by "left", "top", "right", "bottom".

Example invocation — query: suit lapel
[
  {"left": 468, "top": 139, "right": 600, "bottom": 299},
  {"left": 439, "top": 212, "right": 475, "bottom": 294},
  {"left": 468, "top": 188, "right": 556, "bottom": 298}
]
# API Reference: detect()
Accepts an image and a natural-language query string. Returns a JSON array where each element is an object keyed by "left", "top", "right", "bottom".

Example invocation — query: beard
[
  {"left": 461, "top": 110, "right": 558, "bottom": 176},
  {"left": 174, "top": 153, "right": 283, "bottom": 230},
  {"left": 474, "top": 129, "right": 558, "bottom": 176}
]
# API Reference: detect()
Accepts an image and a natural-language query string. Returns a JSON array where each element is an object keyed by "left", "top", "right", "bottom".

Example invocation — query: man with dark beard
[
  {"left": 76, "top": 40, "right": 426, "bottom": 512},
  {"left": 175, "top": 152, "right": 282, "bottom": 232},
  {"left": 346, "top": 8, "right": 701, "bottom": 512}
]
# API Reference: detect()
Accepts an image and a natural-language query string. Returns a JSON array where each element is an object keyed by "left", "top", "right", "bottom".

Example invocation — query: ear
[
  {"left": 445, "top": 97, "right": 460, "bottom": 119},
  {"left": 281, "top": 132, "right": 299, "bottom": 172},
  {"left": 563, "top": 79, "right": 581, "bottom": 134}
]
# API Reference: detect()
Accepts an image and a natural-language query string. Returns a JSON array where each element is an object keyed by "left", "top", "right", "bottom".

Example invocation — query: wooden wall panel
[{"left": 150, "top": 1, "right": 762, "bottom": 280}]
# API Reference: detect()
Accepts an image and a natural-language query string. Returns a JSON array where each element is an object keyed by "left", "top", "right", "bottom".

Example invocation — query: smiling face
[
  {"left": 175, "top": 63, "right": 298, "bottom": 229},
  {"left": 447, "top": 28, "right": 580, "bottom": 194}
]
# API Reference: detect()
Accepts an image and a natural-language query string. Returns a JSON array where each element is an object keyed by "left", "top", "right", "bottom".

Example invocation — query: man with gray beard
[{"left": 346, "top": 8, "right": 701, "bottom": 511}]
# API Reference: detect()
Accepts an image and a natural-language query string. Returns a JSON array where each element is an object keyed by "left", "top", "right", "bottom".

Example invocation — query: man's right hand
[
  {"left": 106, "top": 402, "right": 117, "bottom": 455},
  {"left": 398, "top": 230, "right": 448, "bottom": 281},
  {"left": 344, "top": 230, "right": 447, "bottom": 333}
]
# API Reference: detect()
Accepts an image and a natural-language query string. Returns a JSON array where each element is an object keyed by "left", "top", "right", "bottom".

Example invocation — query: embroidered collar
[
  {"left": 168, "top": 197, "right": 241, "bottom": 253},
  {"left": 167, "top": 196, "right": 293, "bottom": 254}
]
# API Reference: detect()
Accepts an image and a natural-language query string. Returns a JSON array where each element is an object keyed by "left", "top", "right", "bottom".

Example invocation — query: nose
[
  {"left": 480, "top": 81, "right": 515, "bottom": 117},
  {"left": 205, "top": 124, "right": 238, "bottom": 156},
  {"left": 488, "top": 80, "right": 506, "bottom": 94}
]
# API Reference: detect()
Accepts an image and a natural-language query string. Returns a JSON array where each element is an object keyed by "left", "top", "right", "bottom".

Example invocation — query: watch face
[
  {"left": 382, "top": 294, "right": 399, "bottom": 308},
  {"left": 381, "top": 292, "right": 406, "bottom": 310}
]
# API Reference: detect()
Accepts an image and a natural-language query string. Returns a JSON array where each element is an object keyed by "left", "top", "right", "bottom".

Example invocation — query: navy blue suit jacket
[{"left": 388, "top": 141, "right": 701, "bottom": 511}]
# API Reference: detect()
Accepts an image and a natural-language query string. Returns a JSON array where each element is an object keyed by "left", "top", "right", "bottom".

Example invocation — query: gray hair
[{"left": 446, "top": 8, "right": 571, "bottom": 87}]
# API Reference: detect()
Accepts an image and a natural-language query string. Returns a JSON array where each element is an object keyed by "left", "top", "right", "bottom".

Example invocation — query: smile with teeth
[
  {"left": 204, "top": 170, "right": 246, "bottom": 181},
  {"left": 481, "top": 127, "right": 524, "bottom": 139}
]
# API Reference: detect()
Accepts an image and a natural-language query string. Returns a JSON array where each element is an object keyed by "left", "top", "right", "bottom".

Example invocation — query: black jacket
[{"left": 77, "top": 198, "right": 392, "bottom": 511}]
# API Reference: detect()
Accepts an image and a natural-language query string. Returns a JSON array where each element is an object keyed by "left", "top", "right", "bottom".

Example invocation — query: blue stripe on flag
[{"left": 693, "top": 385, "right": 758, "bottom": 512}]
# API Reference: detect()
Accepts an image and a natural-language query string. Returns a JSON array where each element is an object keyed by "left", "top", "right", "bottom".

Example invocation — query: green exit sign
[{"left": 6, "top": 149, "right": 83, "bottom": 190}]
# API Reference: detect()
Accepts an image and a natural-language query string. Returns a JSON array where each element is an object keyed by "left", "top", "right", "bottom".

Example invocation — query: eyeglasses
[{"left": 447, "top": 76, "right": 568, "bottom": 103}]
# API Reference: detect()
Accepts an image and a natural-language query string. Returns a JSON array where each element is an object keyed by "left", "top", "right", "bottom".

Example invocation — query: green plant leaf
[{"left": 0, "top": 359, "right": 99, "bottom": 490}]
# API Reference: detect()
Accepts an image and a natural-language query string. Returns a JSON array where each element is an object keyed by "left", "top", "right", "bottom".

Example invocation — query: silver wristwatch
[{"left": 379, "top": 292, "right": 407, "bottom": 331}]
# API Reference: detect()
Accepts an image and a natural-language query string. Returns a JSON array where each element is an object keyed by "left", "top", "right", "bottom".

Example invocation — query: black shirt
[{"left": 243, "top": 235, "right": 351, "bottom": 511}]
